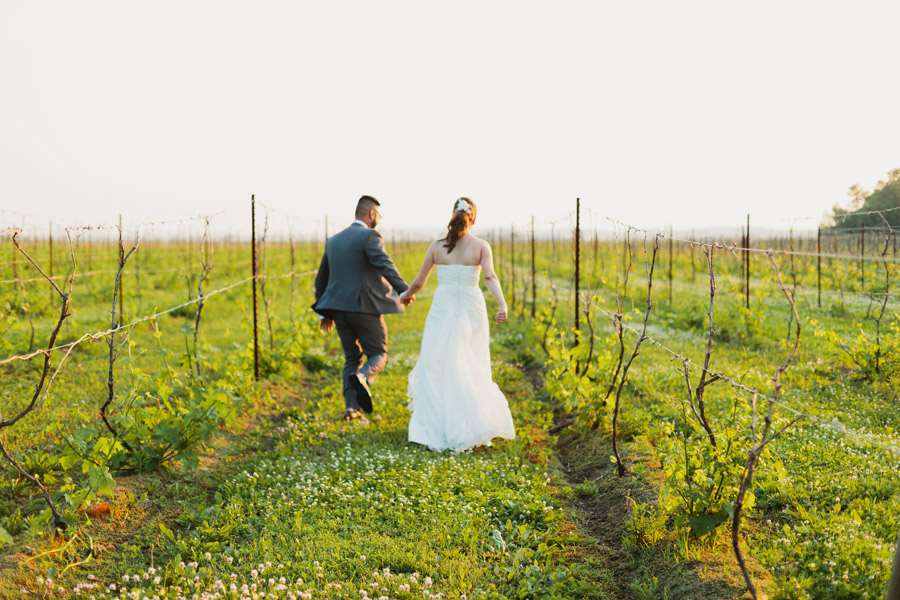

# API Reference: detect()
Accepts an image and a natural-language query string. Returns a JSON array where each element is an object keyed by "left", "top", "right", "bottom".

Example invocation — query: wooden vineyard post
[
  {"left": 289, "top": 227, "right": 296, "bottom": 324},
  {"left": 861, "top": 223, "right": 866, "bottom": 290},
  {"left": 817, "top": 226, "right": 822, "bottom": 307},
  {"left": 510, "top": 225, "right": 516, "bottom": 312},
  {"left": 48, "top": 221, "right": 54, "bottom": 305},
  {"left": 118, "top": 215, "right": 124, "bottom": 324},
  {"left": 531, "top": 216, "right": 536, "bottom": 318},
  {"left": 10, "top": 235, "right": 16, "bottom": 280},
  {"left": 136, "top": 233, "right": 142, "bottom": 314},
  {"left": 742, "top": 226, "right": 747, "bottom": 299},
  {"left": 251, "top": 195, "right": 260, "bottom": 382},
  {"left": 668, "top": 224, "right": 673, "bottom": 304},
  {"left": 745, "top": 214, "right": 751, "bottom": 310},
  {"left": 574, "top": 198, "right": 581, "bottom": 344}
]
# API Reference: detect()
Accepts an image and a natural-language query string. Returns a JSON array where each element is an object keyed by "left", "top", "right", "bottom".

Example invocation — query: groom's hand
[
  {"left": 401, "top": 294, "right": 416, "bottom": 306},
  {"left": 320, "top": 318, "right": 335, "bottom": 334}
]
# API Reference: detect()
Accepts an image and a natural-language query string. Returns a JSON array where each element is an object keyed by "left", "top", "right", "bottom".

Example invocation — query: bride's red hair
[{"left": 443, "top": 197, "right": 477, "bottom": 254}]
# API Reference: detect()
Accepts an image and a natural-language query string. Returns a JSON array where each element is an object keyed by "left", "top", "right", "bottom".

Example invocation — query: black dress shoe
[{"left": 351, "top": 373, "right": 373, "bottom": 413}]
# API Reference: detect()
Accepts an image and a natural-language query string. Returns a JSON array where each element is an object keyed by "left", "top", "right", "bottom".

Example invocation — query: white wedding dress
[{"left": 407, "top": 264, "right": 516, "bottom": 451}]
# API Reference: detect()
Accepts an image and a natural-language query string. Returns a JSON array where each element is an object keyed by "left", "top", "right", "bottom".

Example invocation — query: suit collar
[{"left": 351, "top": 220, "right": 369, "bottom": 228}]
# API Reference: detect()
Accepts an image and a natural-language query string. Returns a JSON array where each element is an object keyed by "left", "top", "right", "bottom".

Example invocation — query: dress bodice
[{"left": 436, "top": 264, "right": 481, "bottom": 287}]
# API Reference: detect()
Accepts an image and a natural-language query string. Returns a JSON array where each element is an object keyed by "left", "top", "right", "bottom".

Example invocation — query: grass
[
  {"left": 1, "top": 240, "right": 605, "bottom": 599},
  {"left": 2, "top": 234, "right": 898, "bottom": 599},
  {"left": 542, "top": 235, "right": 900, "bottom": 599}
]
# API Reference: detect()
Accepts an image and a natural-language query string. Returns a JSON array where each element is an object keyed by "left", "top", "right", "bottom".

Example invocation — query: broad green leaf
[{"left": 0, "top": 525, "right": 13, "bottom": 547}]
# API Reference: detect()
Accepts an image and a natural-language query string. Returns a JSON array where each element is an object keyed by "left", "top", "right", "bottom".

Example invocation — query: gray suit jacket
[{"left": 312, "top": 223, "right": 409, "bottom": 317}]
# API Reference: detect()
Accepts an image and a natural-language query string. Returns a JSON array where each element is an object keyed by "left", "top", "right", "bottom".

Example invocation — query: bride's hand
[
  {"left": 495, "top": 308, "right": 508, "bottom": 324},
  {"left": 400, "top": 291, "right": 416, "bottom": 306}
]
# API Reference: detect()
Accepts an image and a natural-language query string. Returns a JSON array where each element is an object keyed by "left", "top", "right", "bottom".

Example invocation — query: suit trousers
[{"left": 331, "top": 311, "right": 388, "bottom": 410}]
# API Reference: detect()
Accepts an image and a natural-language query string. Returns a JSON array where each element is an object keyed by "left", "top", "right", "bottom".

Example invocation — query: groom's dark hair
[{"left": 355, "top": 195, "right": 381, "bottom": 218}]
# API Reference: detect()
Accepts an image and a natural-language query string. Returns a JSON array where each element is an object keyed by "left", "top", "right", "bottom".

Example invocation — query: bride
[{"left": 399, "top": 198, "right": 516, "bottom": 451}]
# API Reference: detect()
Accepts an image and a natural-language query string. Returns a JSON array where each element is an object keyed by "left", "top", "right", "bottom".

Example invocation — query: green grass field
[{"left": 0, "top": 230, "right": 898, "bottom": 599}]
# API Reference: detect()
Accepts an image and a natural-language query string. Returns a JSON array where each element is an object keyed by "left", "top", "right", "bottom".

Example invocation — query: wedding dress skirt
[{"left": 407, "top": 265, "right": 516, "bottom": 451}]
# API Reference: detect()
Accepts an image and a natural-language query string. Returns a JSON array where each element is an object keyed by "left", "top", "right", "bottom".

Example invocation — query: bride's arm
[
  {"left": 480, "top": 242, "right": 508, "bottom": 323},
  {"left": 400, "top": 242, "right": 437, "bottom": 301}
]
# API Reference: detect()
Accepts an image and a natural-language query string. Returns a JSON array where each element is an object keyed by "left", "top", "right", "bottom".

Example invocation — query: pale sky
[{"left": 1, "top": 1, "right": 899, "bottom": 239}]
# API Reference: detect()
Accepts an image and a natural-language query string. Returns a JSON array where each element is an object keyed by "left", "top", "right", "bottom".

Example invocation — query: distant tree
[{"left": 830, "top": 168, "right": 900, "bottom": 229}]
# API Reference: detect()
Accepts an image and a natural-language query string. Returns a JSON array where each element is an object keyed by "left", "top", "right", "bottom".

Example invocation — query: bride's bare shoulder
[
  {"left": 429, "top": 239, "right": 448, "bottom": 258},
  {"left": 470, "top": 235, "right": 492, "bottom": 251}
]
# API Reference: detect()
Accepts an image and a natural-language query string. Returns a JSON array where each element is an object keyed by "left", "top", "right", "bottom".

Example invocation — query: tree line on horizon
[{"left": 830, "top": 167, "right": 900, "bottom": 228}]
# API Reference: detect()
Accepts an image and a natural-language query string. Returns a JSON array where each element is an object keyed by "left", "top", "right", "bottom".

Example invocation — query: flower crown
[{"left": 454, "top": 198, "right": 471, "bottom": 214}]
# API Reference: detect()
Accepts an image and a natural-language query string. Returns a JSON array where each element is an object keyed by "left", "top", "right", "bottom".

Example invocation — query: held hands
[
  {"left": 399, "top": 291, "right": 416, "bottom": 306},
  {"left": 320, "top": 318, "right": 335, "bottom": 334},
  {"left": 495, "top": 307, "right": 508, "bottom": 324}
]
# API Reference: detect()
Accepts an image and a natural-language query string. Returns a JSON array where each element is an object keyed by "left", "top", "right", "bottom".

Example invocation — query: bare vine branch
[
  {"left": 192, "top": 217, "right": 213, "bottom": 377},
  {"left": 101, "top": 228, "right": 140, "bottom": 451},
  {"left": 579, "top": 294, "right": 595, "bottom": 377},
  {"left": 610, "top": 234, "right": 660, "bottom": 476},
  {"left": 0, "top": 230, "right": 78, "bottom": 529},
  {"left": 692, "top": 244, "right": 720, "bottom": 450},
  {"left": 258, "top": 210, "right": 276, "bottom": 352},
  {"left": 592, "top": 226, "right": 633, "bottom": 430},
  {"left": 870, "top": 213, "right": 893, "bottom": 374},
  {"left": 732, "top": 250, "right": 804, "bottom": 599}
]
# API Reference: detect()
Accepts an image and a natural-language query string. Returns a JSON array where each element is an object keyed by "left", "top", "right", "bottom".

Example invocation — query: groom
[{"left": 312, "top": 195, "right": 413, "bottom": 420}]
